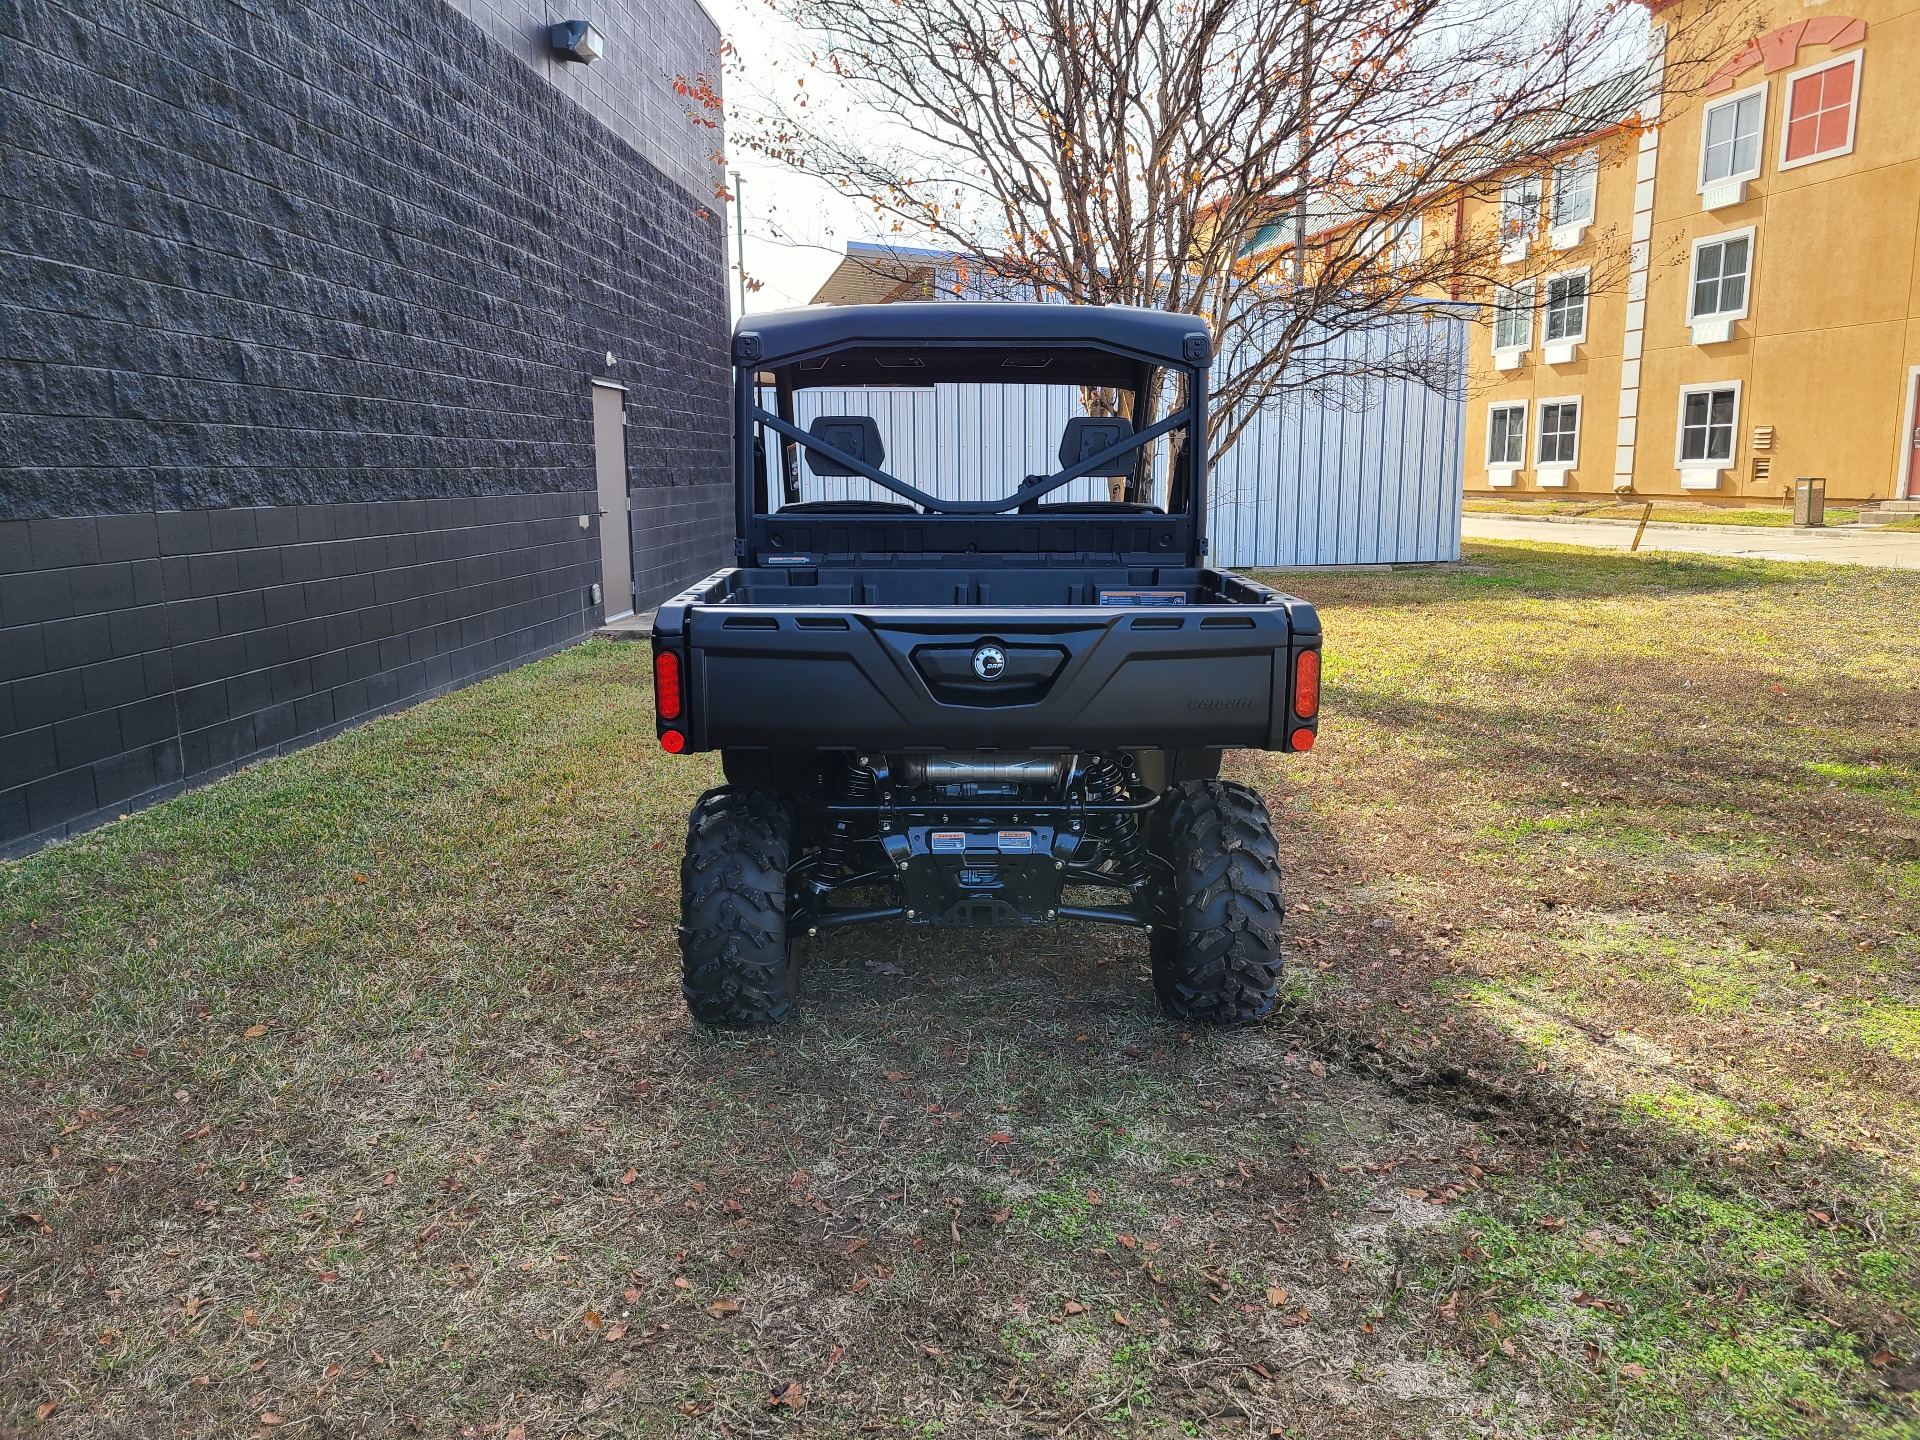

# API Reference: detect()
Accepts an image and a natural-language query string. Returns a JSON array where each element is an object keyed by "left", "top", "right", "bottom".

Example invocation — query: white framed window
[
  {"left": 1492, "top": 280, "right": 1533, "bottom": 353},
  {"left": 1676, "top": 382, "right": 1741, "bottom": 468},
  {"left": 1361, "top": 216, "right": 1423, "bottom": 273},
  {"left": 1699, "top": 82, "right": 1767, "bottom": 190},
  {"left": 1550, "top": 151, "right": 1598, "bottom": 230},
  {"left": 1537, "top": 397, "right": 1581, "bottom": 469},
  {"left": 1780, "top": 53, "right": 1862, "bottom": 170},
  {"left": 1688, "top": 228, "right": 1753, "bottom": 322},
  {"left": 1487, "top": 402, "right": 1527, "bottom": 469},
  {"left": 1500, "top": 174, "right": 1542, "bottom": 258},
  {"left": 1543, "top": 270, "right": 1589, "bottom": 344}
]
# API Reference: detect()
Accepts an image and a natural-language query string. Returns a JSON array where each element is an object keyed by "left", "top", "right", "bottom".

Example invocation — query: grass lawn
[
  {"left": 1463, "top": 499, "right": 1867, "bottom": 528},
  {"left": 4, "top": 539, "right": 1917, "bottom": 1438}
]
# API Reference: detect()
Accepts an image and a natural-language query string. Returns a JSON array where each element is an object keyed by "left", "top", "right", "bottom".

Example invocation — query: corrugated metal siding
[
  {"left": 763, "top": 307, "right": 1466, "bottom": 566},
  {"left": 1206, "top": 311, "right": 1465, "bottom": 566}
]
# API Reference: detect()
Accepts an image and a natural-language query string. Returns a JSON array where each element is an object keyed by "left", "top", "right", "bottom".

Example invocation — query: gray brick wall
[
  {"left": 632, "top": 481, "right": 733, "bottom": 609},
  {"left": 447, "top": 0, "right": 724, "bottom": 202},
  {"left": 0, "top": 496, "right": 599, "bottom": 852},
  {"left": 0, "top": 0, "right": 734, "bottom": 854}
]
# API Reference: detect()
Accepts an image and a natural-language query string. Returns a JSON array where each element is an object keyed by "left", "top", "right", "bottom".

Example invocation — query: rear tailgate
[{"left": 654, "top": 573, "right": 1320, "bottom": 753}]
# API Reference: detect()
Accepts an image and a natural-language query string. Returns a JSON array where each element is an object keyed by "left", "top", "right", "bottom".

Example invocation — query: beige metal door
[{"left": 592, "top": 381, "right": 632, "bottom": 620}]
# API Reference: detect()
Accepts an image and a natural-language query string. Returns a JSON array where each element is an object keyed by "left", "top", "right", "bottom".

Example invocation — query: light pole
[{"left": 731, "top": 169, "right": 747, "bottom": 318}]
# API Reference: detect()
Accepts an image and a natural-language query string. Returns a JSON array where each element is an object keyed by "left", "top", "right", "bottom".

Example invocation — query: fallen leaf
[
  {"left": 1308, "top": 1060, "right": 1327, "bottom": 1077},
  {"left": 1536, "top": 1216, "right": 1565, "bottom": 1231},
  {"left": 316, "top": 1271, "right": 338, "bottom": 1284},
  {"left": 851, "top": 1275, "right": 871, "bottom": 1292},
  {"left": 507, "top": 1427, "right": 526, "bottom": 1440},
  {"left": 1117, "top": 1234, "right": 1137, "bottom": 1249},
  {"left": 706, "top": 1299, "right": 741, "bottom": 1318},
  {"left": 723, "top": 1198, "right": 743, "bottom": 1214},
  {"left": 36, "top": 1400, "right": 58, "bottom": 1420},
  {"left": 260, "top": 1413, "right": 284, "bottom": 1427},
  {"left": 882, "top": 1070, "right": 908, "bottom": 1082},
  {"left": 1267, "top": 1287, "right": 1288, "bottom": 1307},
  {"left": 987, "top": 1132, "right": 1012, "bottom": 1145},
  {"left": 768, "top": 1380, "right": 806, "bottom": 1410},
  {"left": 825, "top": 1343, "right": 845, "bottom": 1367},
  {"left": 1063, "top": 1300, "right": 1087, "bottom": 1315},
  {"left": 987, "top": 1206, "right": 1011, "bottom": 1224},
  {"left": 603, "top": 1323, "right": 628, "bottom": 1342},
  {"left": 244, "top": 1024, "right": 270, "bottom": 1038},
  {"left": 1619, "top": 1362, "right": 1647, "bottom": 1380},
  {"left": 844, "top": 1238, "right": 869, "bottom": 1256},
  {"left": 672, "top": 1277, "right": 691, "bottom": 1290},
  {"left": 583, "top": 1310, "right": 603, "bottom": 1329},
  {"left": 620, "top": 1168, "right": 638, "bottom": 1186},
  {"left": 1112, "top": 1310, "right": 1130, "bottom": 1327}
]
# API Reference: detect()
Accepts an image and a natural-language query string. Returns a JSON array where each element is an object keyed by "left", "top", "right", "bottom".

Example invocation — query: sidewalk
[
  {"left": 595, "top": 609, "right": 655, "bottom": 640},
  {"left": 1463, "top": 513, "right": 1920, "bottom": 569}
]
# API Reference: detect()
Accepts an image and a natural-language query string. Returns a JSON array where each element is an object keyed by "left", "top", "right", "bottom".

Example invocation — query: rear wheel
[
  {"left": 679, "top": 787, "right": 795, "bottom": 1025},
  {"left": 1149, "top": 780, "right": 1285, "bottom": 1024}
]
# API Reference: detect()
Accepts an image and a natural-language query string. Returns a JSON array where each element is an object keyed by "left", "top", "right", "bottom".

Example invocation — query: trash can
[{"left": 1793, "top": 476, "right": 1826, "bottom": 528}]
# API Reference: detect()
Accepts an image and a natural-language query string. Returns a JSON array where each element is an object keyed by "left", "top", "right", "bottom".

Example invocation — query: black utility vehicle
[{"left": 651, "top": 303, "right": 1321, "bottom": 1026}]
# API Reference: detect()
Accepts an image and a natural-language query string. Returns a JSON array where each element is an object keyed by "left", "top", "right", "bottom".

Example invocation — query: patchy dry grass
[
  {"left": 1463, "top": 499, "right": 1866, "bottom": 528},
  {"left": 3, "top": 540, "right": 1917, "bottom": 1438}
]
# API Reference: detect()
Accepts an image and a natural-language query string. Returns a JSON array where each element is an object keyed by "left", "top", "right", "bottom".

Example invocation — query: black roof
[{"left": 734, "top": 302, "right": 1211, "bottom": 373}]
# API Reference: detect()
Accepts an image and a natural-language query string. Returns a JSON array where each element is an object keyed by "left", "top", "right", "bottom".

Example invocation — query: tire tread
[
  {"left": 679, "top": 786, "right": 795, "bottom": 1025},
  {"left": 1150, "top": 779, "right": 1284, "bottom": 1024}
]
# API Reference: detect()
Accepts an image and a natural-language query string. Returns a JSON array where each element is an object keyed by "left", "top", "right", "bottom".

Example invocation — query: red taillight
[
  {"left": 654, "top": 649, "right": 682, "bottom": 721},
  {"left": 660, "top": 729, "right": 687, "bottom": 754},
  {"left": 1293, "top": 649, "right": 1320, "bottom": 720},
  {"left": 1290, "top": 727, "right": 1315, "bottom": 752}
]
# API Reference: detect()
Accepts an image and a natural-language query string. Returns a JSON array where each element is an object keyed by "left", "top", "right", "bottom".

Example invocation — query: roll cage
[{"left": 730, "top": 303, "right": 1215, "bottom": 566}]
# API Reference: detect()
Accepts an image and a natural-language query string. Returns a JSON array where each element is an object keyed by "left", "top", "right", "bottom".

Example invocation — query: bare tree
[{"left": 718, "top": 0, "right": 1750, "bottom": 472}]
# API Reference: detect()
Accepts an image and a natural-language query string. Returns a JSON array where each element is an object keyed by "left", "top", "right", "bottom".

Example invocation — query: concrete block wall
[
  {"left": 448, "top": 0, "right": 724, "bottom": 203},
  {"left": 631, "top": 481, "right": 733, "bottom": 609},
  {"left": 0, "top": 0, "right": 732, "bottom": 855}
]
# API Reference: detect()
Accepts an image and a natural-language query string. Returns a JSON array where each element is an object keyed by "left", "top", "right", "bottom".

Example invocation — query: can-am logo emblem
[{"left": 972, "top": 643, "right": 1008, "bottom": 681}]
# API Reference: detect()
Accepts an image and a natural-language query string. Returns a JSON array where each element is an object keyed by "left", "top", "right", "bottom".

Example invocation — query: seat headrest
[
  {"left": 1059, "top": 415, "right": 1136, "bottom": 476},
  {"left": 805, "top": 415, "right": 886, "bottom": 477}
]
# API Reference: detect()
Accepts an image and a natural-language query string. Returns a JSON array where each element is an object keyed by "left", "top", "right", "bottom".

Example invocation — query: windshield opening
[{"left": 752, "top": 378, "right": 1193, "bottom": 517}]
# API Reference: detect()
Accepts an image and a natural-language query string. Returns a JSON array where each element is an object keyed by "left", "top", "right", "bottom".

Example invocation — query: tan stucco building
[{"left": 1455, "top": 0, "right": 1920, "bottom": 504}]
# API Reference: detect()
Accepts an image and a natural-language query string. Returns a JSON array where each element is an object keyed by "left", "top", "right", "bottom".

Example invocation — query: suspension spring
[
  {"left": 1083, "top": 755, "right": 1147, "bottom": 884},
  {"left": 815, "top": 757, "right": 877, "bottom": 886}
]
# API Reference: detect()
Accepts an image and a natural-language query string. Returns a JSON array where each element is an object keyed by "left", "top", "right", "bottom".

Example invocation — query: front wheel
[
  {"left": 1149, "top": 780, "right": 1285, "bottom": 1024},
  {"left": 679, "top": 787, "right": 795, "bottom": 1025}
]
